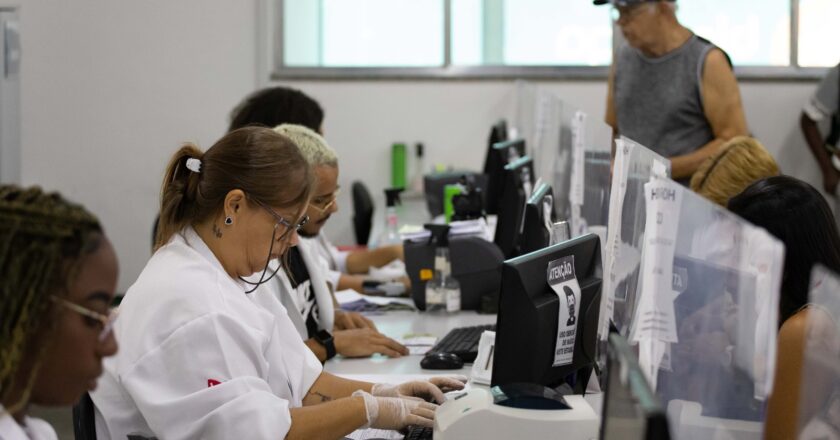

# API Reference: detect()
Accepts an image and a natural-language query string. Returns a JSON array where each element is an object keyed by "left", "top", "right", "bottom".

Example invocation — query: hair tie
[{"left": 185, "top": 158, "right": 202, "bottom": 174}]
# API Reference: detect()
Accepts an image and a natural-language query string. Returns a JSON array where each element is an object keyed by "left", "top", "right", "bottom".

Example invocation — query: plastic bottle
[
  {"left": 409, "top": 143, "right": 425, "bottom": 195},
  {"left": 424, "top": 224, "right": 461, "bottom": 313},
  {"left": 382, "top": 188, "right": 404, "bottom": 246}
]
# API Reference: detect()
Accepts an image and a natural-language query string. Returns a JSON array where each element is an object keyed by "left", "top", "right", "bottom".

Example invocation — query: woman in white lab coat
[
  {"left": 0, "top": 185, "right": 119, "bottom": 440},
  {"left": 91, "top": 127, "right": 461, "bottom": 440}
]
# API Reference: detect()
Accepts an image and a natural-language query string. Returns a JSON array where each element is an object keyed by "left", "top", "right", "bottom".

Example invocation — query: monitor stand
[{"left": 434, "top": 387, "right": 599, "bottom": 440}]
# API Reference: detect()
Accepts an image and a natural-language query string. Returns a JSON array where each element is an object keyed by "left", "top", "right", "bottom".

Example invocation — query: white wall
[
  {"left": 17, "top": 1, "right": 823, "bottom": 292},
  {"left": 19, "top": 0, "right": 258, "bottom": 292}
]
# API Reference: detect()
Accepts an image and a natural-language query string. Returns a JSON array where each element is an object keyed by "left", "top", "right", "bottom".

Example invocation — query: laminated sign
[{"left": 548, "top": 256, "right": 581, "bottom": 367}]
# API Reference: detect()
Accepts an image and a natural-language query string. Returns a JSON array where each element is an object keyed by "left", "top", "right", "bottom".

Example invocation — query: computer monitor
[
  {"left": 484, "top": 138, "right": 526, "bottom": 215},
  {"left": 482, "top": 120, "right": 509, "bottom": 173},
  {"left": 493, "top": 155, "right": 534, "bottom": 258},
  {"left": 492, "top": 233, "right": 602, "bottom": 392},
  {"left": 518, "top": 182, "right": 556, "bottom": 255},
  {"left": 600, "top": 333, "right": 671, "bottom": 440}
]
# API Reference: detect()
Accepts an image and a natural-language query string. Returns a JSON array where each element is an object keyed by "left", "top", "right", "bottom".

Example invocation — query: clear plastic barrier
[
  {"left": 603, "top": 137, "right": 671, "bottom": 340},
  {"left": 632, "top": 177, "right": 784, "bottom": 439}
]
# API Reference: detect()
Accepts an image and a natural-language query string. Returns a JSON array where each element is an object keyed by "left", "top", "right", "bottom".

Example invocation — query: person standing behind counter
[
  {"left": 91, "top": 127, "right": 461, "bottom": 440},
  {"left": 600, "top": 0, "right": 748, "bottom": 183}
]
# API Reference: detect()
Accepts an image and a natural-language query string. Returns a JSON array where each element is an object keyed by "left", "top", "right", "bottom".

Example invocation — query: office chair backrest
[
  {"left": 73, "top": 393, "right": 97, "bottom": 440},
  {"left": 352, "top": 181, "right": 374, "bottom": 245}
]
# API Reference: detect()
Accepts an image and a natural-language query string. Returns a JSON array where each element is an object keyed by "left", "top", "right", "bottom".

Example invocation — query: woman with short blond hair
[{"left": 690, "top": 136, "right": 780, "bottom": 206}]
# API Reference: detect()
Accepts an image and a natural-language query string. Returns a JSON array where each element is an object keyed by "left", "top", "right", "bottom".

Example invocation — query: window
[{"left": 274, "top": 0, "right": 837, "bottom": 78}]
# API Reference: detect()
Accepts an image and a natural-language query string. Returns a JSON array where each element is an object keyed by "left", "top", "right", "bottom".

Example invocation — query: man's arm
[
  {"left": 345, "top": 245, "right": 404, "bottom": 274},
  {"left": 605, "top": 62, "right": 618, "bottom": 134},
  {"left": 670, "top": 49, "right": 749, "bottom": 179},
  {"left": 801, "top": 112, "right": 840, "bottom": 194}
]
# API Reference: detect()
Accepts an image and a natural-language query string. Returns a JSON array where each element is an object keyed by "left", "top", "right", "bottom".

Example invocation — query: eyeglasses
[
  {"left": 51, "top": 296, "right": 117, "bottom": 342},
  {"left": 309, "top": 188, "right": 341, "bottom": 214},
  {"left": 251, "top": 197, "right": 309, "bottom": 241}
]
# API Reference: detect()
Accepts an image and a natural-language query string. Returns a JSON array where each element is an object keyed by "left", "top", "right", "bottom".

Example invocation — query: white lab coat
[
  {"left": 90, "top": 228, "right": 322, "bottom": 440},
  {"left": 0, "top": 406, "right": 57, "bottom": 440},
  {"left": 253, "top": 237, "right": 335, "bottom": 340}
]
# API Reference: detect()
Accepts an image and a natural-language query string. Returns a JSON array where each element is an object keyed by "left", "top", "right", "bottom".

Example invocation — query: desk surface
[{"left": 326, "top": 311, "right": 496, "bottom": 376}]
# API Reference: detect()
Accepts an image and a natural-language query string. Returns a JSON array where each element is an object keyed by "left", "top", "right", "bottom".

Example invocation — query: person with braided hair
[
  {"left": 0, "top": 185, "right": 119, "bottom": 439},
  {"left": 91, "top": 127, "right": 462, "bottom": 440}
]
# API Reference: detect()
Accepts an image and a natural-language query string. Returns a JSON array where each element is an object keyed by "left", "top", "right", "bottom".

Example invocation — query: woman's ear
[{"left": 223, "top": 189, "right": 247, "bottom": 222}]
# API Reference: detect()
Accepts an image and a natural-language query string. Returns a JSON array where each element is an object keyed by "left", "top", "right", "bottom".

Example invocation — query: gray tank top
[{"left": 614, "top": 34, "right": 716, "bottom": 160}]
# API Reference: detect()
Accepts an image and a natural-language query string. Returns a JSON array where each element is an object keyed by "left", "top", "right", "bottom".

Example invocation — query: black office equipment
[
  {"left": 493, "top": 155, "right": 535, "bottom": 258},
  {"left": 423, "top": 171, "right": 488, "bottom": 218},
  {"left": 518, "top": 182, "right": 556, "bottom": 255},
  {"left": 600, "top": 333, "right": 671, "bottom": 440},
  {"left": 352, "top": 181, "right": 374, "bottom": 245},
  {"left": 484, "top": 138, "right": 526, "bottom": 215},
  {"left": 403, "top": 425, "right": 433, "bottom": 440},
  {"left": 492, "top": 382, "right": 571, "bottom": 410},
  {"left": 405, "top": 236, "right": 504, "bottom": 311},
  {"left": 425, "top": 323, "right": 496, "bottom": 363},
  {"left": 420, "top": 352, "right": 465, "bottom": 370},
  {"left": 482, "top": 119, "right": 509, "bottom": 175},
  {"left": 491, "top": 233, "right": 602, "bottom": 393}
]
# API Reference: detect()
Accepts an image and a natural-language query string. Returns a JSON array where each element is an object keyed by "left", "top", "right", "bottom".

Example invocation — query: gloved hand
[
  {"left": 353, "top": 390, "right": 438, "bottom": 430},
  {"left": 372, "top": 375, "right": 467, "bottom": 404}
]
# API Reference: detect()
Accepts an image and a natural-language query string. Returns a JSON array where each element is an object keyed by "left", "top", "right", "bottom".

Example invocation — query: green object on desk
[
  {"left": 392, "top": 143, "right": 407, "bottom": 189},
  {"left": 443, "top": 184, "right": 463, "bottom": 223}
]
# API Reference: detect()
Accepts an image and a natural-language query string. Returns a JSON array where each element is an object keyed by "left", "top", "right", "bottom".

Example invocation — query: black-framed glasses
[
  {"left": 250, "top": 197, "right": 309, "bottom": 241},
  {"left": 51, "top": 296, "right": 117, "bottom": 342}
]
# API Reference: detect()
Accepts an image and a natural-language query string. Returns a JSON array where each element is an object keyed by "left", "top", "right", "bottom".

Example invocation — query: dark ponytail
[{"left": 156, "top": 143, "right": 204, "bottom": 249}]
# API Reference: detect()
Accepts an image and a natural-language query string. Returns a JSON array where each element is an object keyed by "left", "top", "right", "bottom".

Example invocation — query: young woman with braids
[
  {"left": 0, "top": 185, "right": 119, "bottom": 439},
  {"left": 91, "top": 127, "right": 462, "bottom": 440}
]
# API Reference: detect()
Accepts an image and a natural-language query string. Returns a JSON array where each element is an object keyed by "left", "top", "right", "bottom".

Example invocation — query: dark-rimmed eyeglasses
[{"left": 251, "top": 197, "right": 309, "bottom": 241}]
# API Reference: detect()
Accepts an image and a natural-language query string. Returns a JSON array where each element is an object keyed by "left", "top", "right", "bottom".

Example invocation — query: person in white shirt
[
  {"left": 0, "top": 185, "right": 119, "bottom": 440},
  {"left": 91, "top": 127, "right": 462, "bottom": 440},
  {"left": 260, "top": 124, "right": 408, "bottom": 362},
  {"left": 230, "top": 86, "right": 407, "bottom": 294}
]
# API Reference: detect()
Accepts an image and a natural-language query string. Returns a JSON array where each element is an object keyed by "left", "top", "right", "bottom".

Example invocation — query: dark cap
[{"left": 593, "top": 0, "right": 675, "bottom": 5}]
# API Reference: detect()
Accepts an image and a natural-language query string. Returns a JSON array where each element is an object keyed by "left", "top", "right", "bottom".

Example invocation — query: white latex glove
[
  {"left": 371, "top": 375, "right": 468, "bottom": 404},
  {"left": 353, "top": 390, "right": 438, "bottom": 430}
]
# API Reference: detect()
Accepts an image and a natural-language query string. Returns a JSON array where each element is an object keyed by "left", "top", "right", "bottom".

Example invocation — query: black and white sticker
[{"left": 548, "top": 255, "right": 581, "bottom": 367}]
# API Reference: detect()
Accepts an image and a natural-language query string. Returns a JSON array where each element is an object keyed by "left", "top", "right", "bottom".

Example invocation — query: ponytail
[
  {"left": 156, "top": 143, "right": 203, "bottom": 250},
  {"left": 154, "top": 127, "right": 313, "bottom": 251}
]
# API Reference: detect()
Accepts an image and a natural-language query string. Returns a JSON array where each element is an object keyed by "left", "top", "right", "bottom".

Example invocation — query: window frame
[{"left": 267, "top": 0, "right": 830, "bottom": 81}]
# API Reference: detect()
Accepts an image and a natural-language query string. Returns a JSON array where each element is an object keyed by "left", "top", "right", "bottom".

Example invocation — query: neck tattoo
[{"left": 212, "top": 223, "right": 223, "bottom": 238}]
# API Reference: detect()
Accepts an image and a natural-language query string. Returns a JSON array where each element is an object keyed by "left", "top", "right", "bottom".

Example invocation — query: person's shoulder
[{"left": 779, "top": 309, "right": 809, "bottom": 346}]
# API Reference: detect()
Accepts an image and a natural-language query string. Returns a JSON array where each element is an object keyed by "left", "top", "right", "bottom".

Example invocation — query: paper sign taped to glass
[
  {"left": 627, "top": 176, "right": 785, "bottom": 436},
  {"left": 602, "top": 138, "right": 671, "bottom": 342},
  {"left": 548, "top": 255, "right": 582, "bottom": 367}
]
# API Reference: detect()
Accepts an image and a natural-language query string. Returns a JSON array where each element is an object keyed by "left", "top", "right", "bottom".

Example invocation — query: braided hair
[{"left": 0, "top": 185, "right": 102, "bottom": 411}]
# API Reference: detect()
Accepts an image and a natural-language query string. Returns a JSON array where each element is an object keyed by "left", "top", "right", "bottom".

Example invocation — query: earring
[{"left": 224, "top": 216, "right": 233, "bottom": 226}]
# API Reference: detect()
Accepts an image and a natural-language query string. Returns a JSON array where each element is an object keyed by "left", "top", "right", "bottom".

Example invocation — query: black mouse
[{"left": 420, "top": 352, "right": 464, "bottom": 370}]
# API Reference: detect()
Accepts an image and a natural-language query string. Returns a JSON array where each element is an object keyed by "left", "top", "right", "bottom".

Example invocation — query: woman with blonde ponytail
[
  {"left": 0, "top": 185, "right": 118, "bottom": 439},
  {"left": 91, "top": 127, "right": 459, "bottom": 440}
]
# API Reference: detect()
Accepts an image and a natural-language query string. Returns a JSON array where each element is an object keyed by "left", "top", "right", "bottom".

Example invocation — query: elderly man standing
[{"left": 599, "top": 0, "right": 749, "bottom": 184}]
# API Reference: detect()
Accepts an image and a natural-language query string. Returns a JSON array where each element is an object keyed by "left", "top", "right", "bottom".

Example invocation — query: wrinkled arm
[{"left": 670, "top": 49, "right": 748, "bottom": 179}]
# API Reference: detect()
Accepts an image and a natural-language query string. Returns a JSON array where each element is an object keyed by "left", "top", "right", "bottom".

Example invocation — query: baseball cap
[{"left": 593, "top": 0, "right": 675, "bottom": 5}]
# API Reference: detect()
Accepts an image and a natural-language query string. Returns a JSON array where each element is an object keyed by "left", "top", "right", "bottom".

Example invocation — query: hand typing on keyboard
[{"left": 372, "top": 376, "right": 467, "bottom": 403}]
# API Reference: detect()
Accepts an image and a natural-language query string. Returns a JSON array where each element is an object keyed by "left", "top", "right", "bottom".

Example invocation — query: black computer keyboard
[
  {"left": 403, "top": 425, "right": 433, "bottom": 440},
  {"left": 428, "top": 324, "right": 496, "bottom": 363}
]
